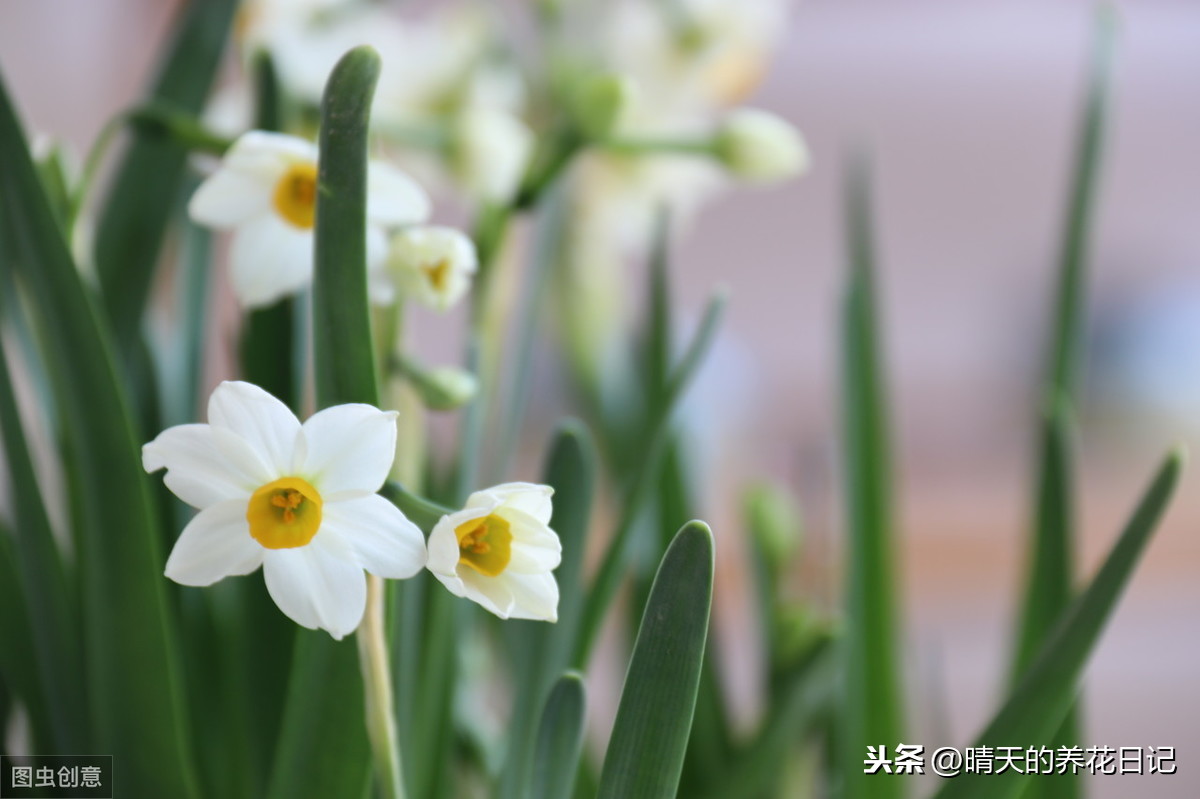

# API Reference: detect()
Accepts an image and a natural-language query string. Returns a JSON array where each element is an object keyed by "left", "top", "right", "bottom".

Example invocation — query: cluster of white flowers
[
  {"left": 189, "top": 130, "right": 477, "bottom": 313},
  {"left": 145, "top": 382, "right": 561, "bottom": 638}
]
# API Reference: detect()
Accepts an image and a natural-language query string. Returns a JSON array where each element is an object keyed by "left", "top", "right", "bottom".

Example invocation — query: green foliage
[
  {"left": 0, "top": 59, "right": 201, "bottom": 799},
  {"left": 598, "top": 522, "right": 715, "bottom": 799},
  {"left": 839, "top": 161, "right": 905, "bottom": 799}
]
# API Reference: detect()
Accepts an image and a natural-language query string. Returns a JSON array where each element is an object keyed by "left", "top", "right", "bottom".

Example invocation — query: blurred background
[{"left": 2, "top": 1, "right": 1198, "bottom": 796}]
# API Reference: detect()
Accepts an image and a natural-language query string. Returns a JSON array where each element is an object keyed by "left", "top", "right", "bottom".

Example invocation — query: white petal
[
  {"left": 188, "top": 169, "right": 271, "bottom": 228},
  {"left": 506, "top": 532, "right": 562, "bottom": 575},
  {"left": 474, "top": 482, "right": 554, "bottom": 524},
  {"left": 301, "top": 404, "right": 398, "bottom": 496},
  {"left": 262, "top": 535, "right": 366, "bottom": 639},
  {"left": 207, "top": 381, "right": 302, "bottom": 476},
  {"left": 459, "top": 569, "right": 515, "bottom": 618},
  {"left": 143, "top": 423, "right": 260, "bottom": 508},
  {"left": 225, "top": 130, "right": 318, "bottom": 177},
  {"left": 427, "top": 567, "right": 467, "bottom": 600},
  {"left": 426, "top": 511, "right": 470, "bottom": 577},
  {"left": 320, "top": 494, "right": 426, "bottom": 579},
  {"left": 228, "top": 215, "right": 314, "bottom": 309},
  {"left": 503, "top": 571, "right": 559, "bottom": 621},
  {"left": 164, "top": 500, "right": 262, "bottom": 586},
  {"left": 367, "top": 162, "right": 431, "bottom": 226}
]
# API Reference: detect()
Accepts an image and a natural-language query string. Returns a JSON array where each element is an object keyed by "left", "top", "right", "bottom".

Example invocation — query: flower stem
[{"left": 357, "top": 574, "right": 406, "bottom": 799}]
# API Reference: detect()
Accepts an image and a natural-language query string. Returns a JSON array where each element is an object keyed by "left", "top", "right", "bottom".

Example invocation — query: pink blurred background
[{"left": 2, "top": 1, "right": 1198, "bottom": 796}]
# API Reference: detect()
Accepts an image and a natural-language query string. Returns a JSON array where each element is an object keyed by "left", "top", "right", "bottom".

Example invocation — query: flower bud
[
  {"left": 573, "top": 72, "right": 636, "bottom": 140},
  {"left": 447, "top": 108, "right": 534, "bottom": 202},
  {"left": 714, "top": 108, "right": 809, "bottom": 183},
  {"left": 414, "top": 366, "right": 478, "bottom": 411}
]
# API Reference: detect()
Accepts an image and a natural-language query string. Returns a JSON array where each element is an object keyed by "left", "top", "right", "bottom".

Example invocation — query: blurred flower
[
  {"left": 426, "top": 483, "right": 561, "bottom": 621},
  {"left": 571, "top": 72, "right": 637, "bottom": 141},
  {"left": 410, "top": 365, "right": 479, "bottom": 411},
  {"left": 446, "top": 108, "right": 534, "bottom": 203},
  {"left": 387, "top": 225, "right": 478, "bottom": 312},
  {"left": 143, "top": 381, "right": 427, "bottom": 639},
  {"left": 714, "top": 108, "right": 809, "bottom": 182},
  {"left": 188, "top": 131, "right": 430, "bottom": 308}
]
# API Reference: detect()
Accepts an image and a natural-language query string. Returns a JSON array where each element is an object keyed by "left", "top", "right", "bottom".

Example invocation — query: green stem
[
  {"left": 599, "top": 137, "right": 715, "bottom": 158},
  {"left": 357, "top": 576, "right": 406, "bottom": 799}
]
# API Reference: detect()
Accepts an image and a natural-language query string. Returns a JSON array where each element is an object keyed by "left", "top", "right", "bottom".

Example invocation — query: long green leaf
[
  {"left": 0, "top": 338, "right": 84, "bottom": 750},
  {"left": 839, "top": 162, "right": 904, "bottom": 799},
  {"left": 933, "top": 447, "right": 1182, "bottom": 799},
  {"left": 0, "top": 523, "right": 55, "bottom": 752},
  {"left": 531, "top": 673, "right": 588, "bottom": 799},
  {"left": 574, "top": 292, "right": 725, "bottom": 667},
  {"left": 94, "top": 0, "right": 236, "bottom": 345},
  {"left": 267, "top": 45, "right": 383, "bottom": 799},
  {"left": 498, "top": 420, "right": 598, "bottom": 799},
  {"left": 0, "top": 64, "right": 200, "bottom": 799},
  {"left": 597, "top": 521, "right": 715, "bottom": 799},
  {"left": 1010, "top": 15, "right": 1114, "bottom": 799}
]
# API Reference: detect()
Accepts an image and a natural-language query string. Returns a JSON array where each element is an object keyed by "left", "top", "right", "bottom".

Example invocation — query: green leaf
[
  {"left": 0, "top": 523, "right": 55, "bottom": 752},
  {"left": 1010, "top": 15, "right": 1114, "bottom": 799},
  {"left": 839, "top": 161, "right": 904, "bottom": 799},
  {"left": 574, "top": 292, "right": 725, "bottom": 667},
  {"left": 0, "top": 338, "right": 85, "bottom": 750},
  {"left": 0, "top": 64, "right": 200, "bottom": 799},
  {"left": 266, "top": 632, "right": 370, "bottom": 799},
  {"left": 93, "top": 0, "right": 237, "bottom": 346},
  {"left": 498, "top": 421, "right": 598, "bottom": 799},
  {"left": 312, "top": 47, "right": 381, "bottom": 409},
  {"left": 531, "top": 673, "right": 588, "bottom": 799},
  {"left": 267, "top": 45, "right": 384, "bottom": 799},
  {"left": 932, "top": 447, "right": 1182, "bottom": 799},
  {"left": 597, "top": 521, "right": 715, "bottom": 799}
]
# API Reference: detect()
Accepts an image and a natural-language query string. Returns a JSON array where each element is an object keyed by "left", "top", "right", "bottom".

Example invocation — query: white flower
[
  {"left": 447, "top": 109, "right": 533, "bottom": 203},
  {"left": 387, "top": 225, "right": 478, "bottom": 312},
  {"left": 714, "top": 108, "right": 809, "bottom": 183},
  {"left": 426, "top": 483, "right": 561, "bottom": 621},
  {"left": 188, "top": 131, "right": 431, "bottom": 309},
  {"left": 143, "top": 381, "right": 427, "bottom": 639}
]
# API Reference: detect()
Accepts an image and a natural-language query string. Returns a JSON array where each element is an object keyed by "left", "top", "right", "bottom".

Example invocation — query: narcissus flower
[
  {"left": 387, "top": 225, "right": 478, "bottom": 311},
  {"left": 143, "top": 381, "right": 427, "bottom": 639},
  {"left": 426, "top": 483, "right": 561, "bottom": 621},
  {"left": 188, "top": 131, "right": 431, "bottom": 309},
  {"left": 714, "top": 108, "right": 809, "bottom": 183}
]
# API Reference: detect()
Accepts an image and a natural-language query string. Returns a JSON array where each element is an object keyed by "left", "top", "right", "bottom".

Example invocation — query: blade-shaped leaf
[
  {"left": 597, "top": 521, "right": 715, "bottom": 799},
  {"left": 94, "top": 0, "right": 237, "bottom": 344},
  {"left": 839, "top": 161, "right": 904, "bottom": 799},
  {"left": 574, "top": 292, "right": 725, "bottom": 668},
  {"left": 1010, "top": 15, "right": 1114, "bottom": 799},
  {"left": 0, "top": 337, "right": 84, "bottom": 750},
  {"left": 267, "top": 45, "right": 384, "bottom": 799},
  {"left": 531, "top": 673, "right": 588, "bottom": 799},
  {"left": 498, "top": 420, "right": 597, "bottom": 799},
  {"left": 933, "top": 448, "right": 1182, "bottom": 799},
  {"left": 0, "top": 64, "right": 200, "bottom": 799}
]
